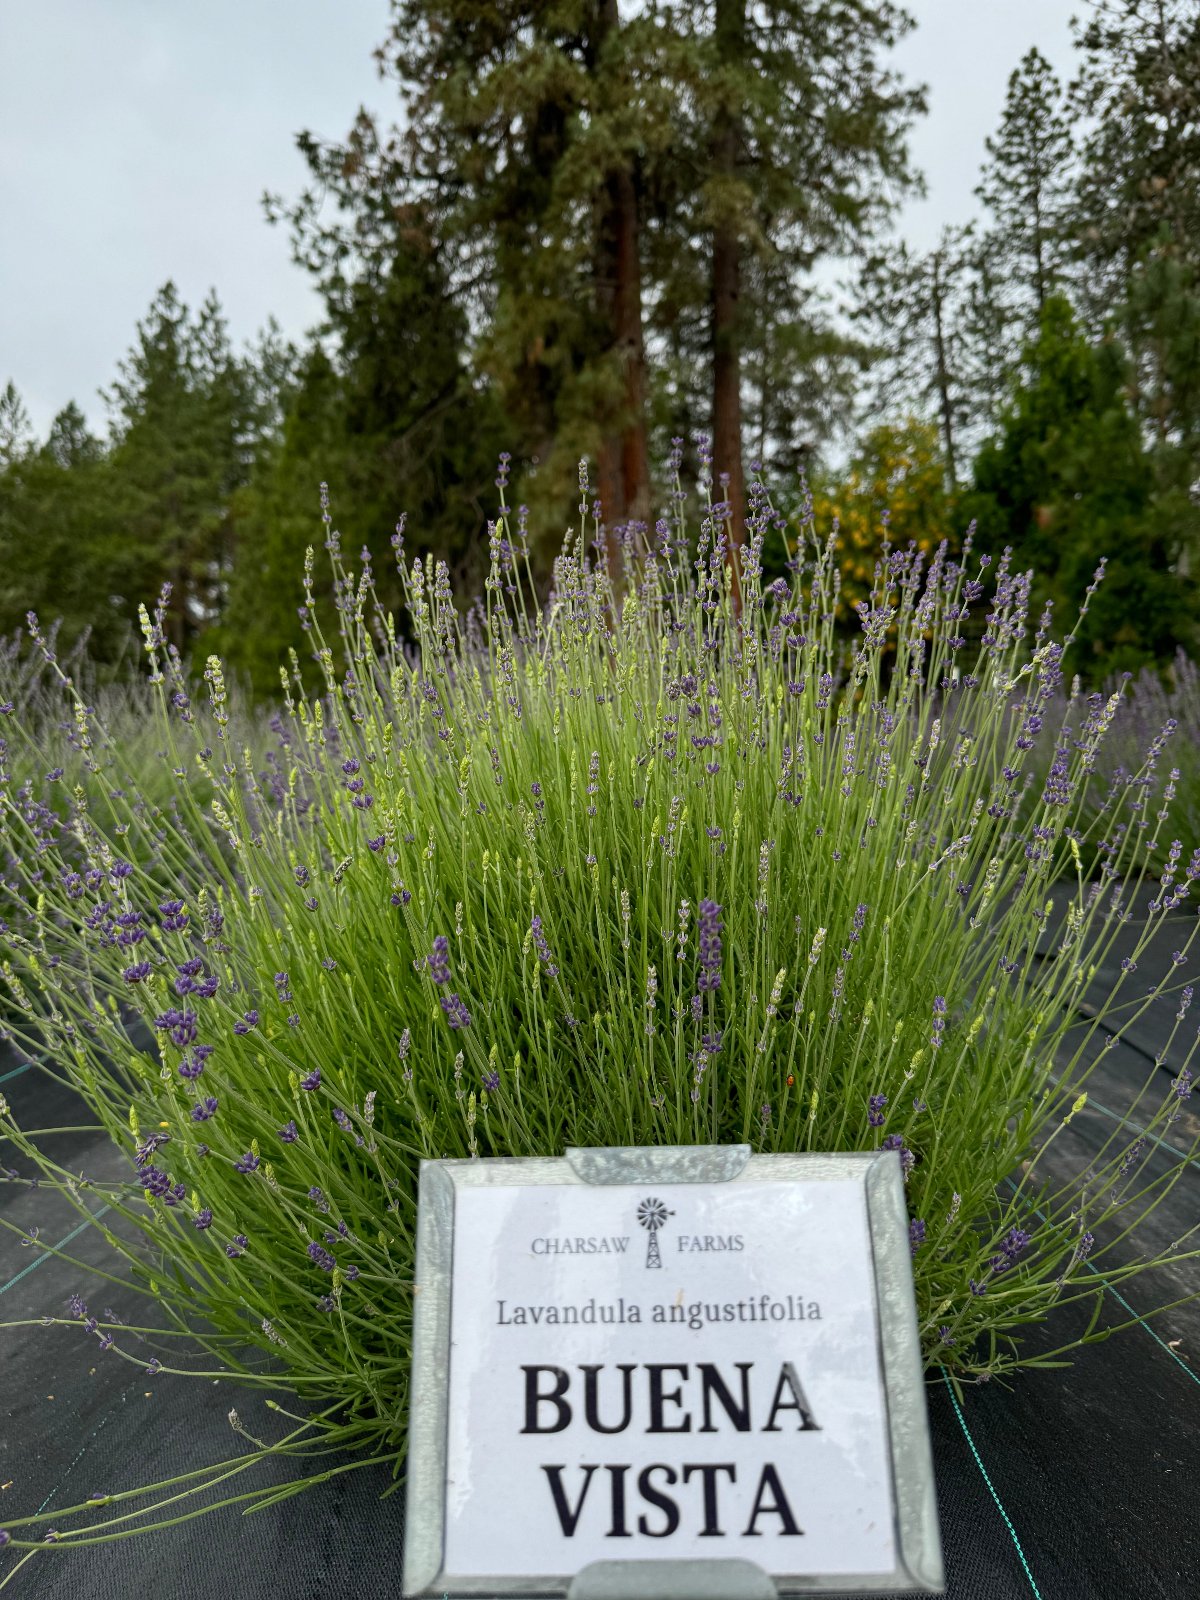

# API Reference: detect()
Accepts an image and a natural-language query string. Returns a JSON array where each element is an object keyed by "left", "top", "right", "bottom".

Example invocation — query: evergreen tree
[
  {"left": 1068, "top": 4, "right": 1200, "bottom": 572},
  {"left": 976, "top": 49, "right": 1075, "bottom": 318},
  {"left": 0, "top": 382, "right": 33, "bottom": 470},
  {"left": 0, "top": 402, "right": 127, "bottom": 662},
  {"left": 102, "top": 284, "right": 260, "bottom": 651},
  {"left": 44, "top": 402, "right": 103, "bottom": 471},
  {"left": 854, "top": 226, "right": 976, "bottom": 489},
  {"left": 973, "top": 47, "right": 1075, "bottom": 372},
  {"left": 227, "top": 199, "right": 506, "bottom": 695},
  {"left": 1071, "top": 0, "right": 1200, "bottom": 319},
  {"left": 654, "top": 0, "right": 925, "bottom": 540},
  {"left": 740, "top": 263, "right": 862, "bottom": 484},
  {"left": 964, "top": 295, "right": 1189, "bottom": 677},
  {"left": 353, "top": 1, "right": 668, "bottom": 530}
]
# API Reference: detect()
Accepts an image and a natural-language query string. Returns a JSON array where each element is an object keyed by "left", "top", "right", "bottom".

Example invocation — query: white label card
[{"left": 442, "top": 1177, "right": 896, "bottom": 1578}]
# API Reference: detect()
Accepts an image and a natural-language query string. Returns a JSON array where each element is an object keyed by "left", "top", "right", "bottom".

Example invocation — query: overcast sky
[{"left": 1, "top": 0, "right": 1083, "bottom": 439}]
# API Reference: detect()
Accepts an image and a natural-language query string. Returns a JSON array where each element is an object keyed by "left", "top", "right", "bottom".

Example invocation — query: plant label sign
[{"left": 404, "top": 1146, "right": 942, "bottom": 1598}]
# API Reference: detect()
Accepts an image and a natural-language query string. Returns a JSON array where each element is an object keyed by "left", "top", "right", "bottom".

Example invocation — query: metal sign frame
[{"left": 403, "top": 1145, "right": 944, "bottom": 1597}]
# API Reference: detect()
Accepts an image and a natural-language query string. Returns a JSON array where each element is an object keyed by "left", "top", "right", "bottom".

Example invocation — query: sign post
[{"left": 404, "top": 1146, "right": 943, "bottom": 1597}]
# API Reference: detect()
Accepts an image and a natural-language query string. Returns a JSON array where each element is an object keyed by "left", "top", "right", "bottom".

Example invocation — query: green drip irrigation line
[
  {"left": 1082, "top": 1262, "right": 1200, "bottom": 1387},
  {"left": 1046, "top": 1070, "right": 1200, "bottom": 1177},
  {"left": 0, "top": 1207, "right": 112, "bottom": 1297},
  {"left": 1081, "top": 1093, "right": 1200, "bottom": 1177},
  {"left": 939, "top": 1368, "right": 1043, "bottom": 1599}
]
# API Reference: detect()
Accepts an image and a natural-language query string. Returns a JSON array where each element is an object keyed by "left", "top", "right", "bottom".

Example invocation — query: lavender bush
[
  {"left": 0, "top": 456, "right": 1197, "bottom": 1560},
  {"left": 1056, "top": 652, "right": 1200, "bottom": 869}
]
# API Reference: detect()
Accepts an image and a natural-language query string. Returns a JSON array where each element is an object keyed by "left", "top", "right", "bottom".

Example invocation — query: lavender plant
[
  {"left": 0, "top": 455, "right": 1197, "bottom": 1561},
  {"left": 1067, "top": 652, "right": 1200, "bottom": 868}
]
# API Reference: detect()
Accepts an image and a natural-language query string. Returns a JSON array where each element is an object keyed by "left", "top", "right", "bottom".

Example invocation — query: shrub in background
[{"left": 0, "top": 460, "right": 1197, "bottom": 1559}]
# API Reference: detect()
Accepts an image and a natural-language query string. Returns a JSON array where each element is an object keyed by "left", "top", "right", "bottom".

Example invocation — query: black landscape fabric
[{"left": 3, "top": 1059, "right": 1199, "bottom": 1599}]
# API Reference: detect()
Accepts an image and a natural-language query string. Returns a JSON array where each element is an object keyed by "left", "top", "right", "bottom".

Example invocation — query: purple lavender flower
[
  {"left": 178, "top": 1050, "right": 207, "bottom": 1082},
  {"left": 122, "top": 962, "right": 151, "bottom": 984},
  {"left": 530, "top": 915, "right": 559, "bottom": 977},
  {"left": 930, "top": 996, "right": 947, "bottom": 1051},
  {"left": 482, "top": 1068, "right": 501, "bottom": 1093},
  {"left": 278, "top": 1120, "right": 298, "bottom": 1143},
  {"left": 990, "top": 1226, "right": 1031, "bottom": 1275},
  {"left": 332, "top": 1107, "right": 352, "bottom": 1132},
  {"left": 300, "top": 1069, "right": 321, "bottom": 1091},
  {"left": 155, "top": 1008, "right": 197, "bottom": 1047},
  {"left": 158, "top": 899, "right": 189, "bottom": 933},
  {"left": 307, "top": 1241, "right": 336, "bottom": 1272},
  {"left": 308, "top": 1186, "right": 330, "bottom": 1213},
  {"left": 909, "top": 1218, "right": 926, "bottom": 1254},
  {"left": 225, "top": 1235, "right": 248, "bottom": 1259},
  {"left": 868, "top": 1094, "right": 888, "bottom": 1128},
  {"left": 191, "top": 1097, "right": 218, "bottom": 1122},
  {"left": 233, "top": 1151, "right": 259, "bottom": 1175},
  {"left": 133, "top": 1132, "right": 170, "bottom": 1166},
  {"left": 1041, "top": 745, "right": 1072, "bottom": 808},
  {"left": 427, "top": 936, "right": 451, "bottom": 985},
  {"left": 440, "top": 992, "right": 472, "bottom": 1029},
  {"left": 233, "top": 1010, "right": 259, "bottom": 1034},
  {"left": 146, "top": 1357, "right": 161, "bottom": 1376},
  {"left": 194, "top": 1208, "right": 213, "bottom": 1230},
  {"left": 882, "top": 1132, "right": 916, "bottom": 1177},
  {"left": 696, "top": 899, "right": 723, "bottom": 993}
]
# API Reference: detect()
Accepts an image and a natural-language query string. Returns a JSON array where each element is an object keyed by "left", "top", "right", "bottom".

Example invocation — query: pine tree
[
  {"left": 854, "top": 227, "right": 976, "bottom": 489},
  {"left": 1071, "top": 0, "right": 1200, "bottom": 318},
  {"left": 44, "top": 402, "right": 103, "bottom": 471},
  {"left": 355, "top": 1, "right": 667, "bottom": 530},
  {"left": 0, "top": 382, "right": 33, "bottom": 470},
  {"left": 973, "top": 46, "right": 1075, "bottom": 371},
  {"left": 227, "top": 199, "right": 507, "bottom": 695},
  {"left": 102, "top": 284, "right": 259, "bottom": 651},
  {"left": 0, "top": 400, "right": 124, "bottom": 661},
  {"left": 1068, "top": 4, "right": 1200, "bottom": 570},
  {"left": 655, "top": 0, "right": 926, "bottom": 540}
]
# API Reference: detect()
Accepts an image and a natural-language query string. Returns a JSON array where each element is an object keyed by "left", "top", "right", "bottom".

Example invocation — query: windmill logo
[{"left": 637, "top": 1196, "right": 674, "bottom": 1268}]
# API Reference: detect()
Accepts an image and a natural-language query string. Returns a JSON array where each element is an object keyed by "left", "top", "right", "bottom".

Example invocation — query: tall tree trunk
[
  {"left": 593, "top": 1, "right": 651, "bottom": 531},
  {"left": 712, "top": 0, "right": 746, "bottom": 600},
  {"left": 930, "top": 252, "right": 958, "bottom": 491}
]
